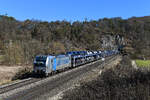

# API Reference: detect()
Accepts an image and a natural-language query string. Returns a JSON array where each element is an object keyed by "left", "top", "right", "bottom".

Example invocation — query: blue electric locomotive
[{"left": 33, "top": 55, "right": 71, "bottom": 76}]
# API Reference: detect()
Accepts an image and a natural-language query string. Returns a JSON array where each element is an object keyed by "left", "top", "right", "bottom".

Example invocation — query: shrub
[{"left": 12, "top": 67, "right": 32, "bottom": 80}]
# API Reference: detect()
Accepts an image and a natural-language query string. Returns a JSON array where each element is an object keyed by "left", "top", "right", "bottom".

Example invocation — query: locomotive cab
[{"left": 33, "top": 55, "right": 54, "bottom": 76}]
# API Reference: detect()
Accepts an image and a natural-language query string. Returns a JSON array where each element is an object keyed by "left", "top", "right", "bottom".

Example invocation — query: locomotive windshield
[{"left": 34, "top": 56, "right": 47, "bottom": 67}]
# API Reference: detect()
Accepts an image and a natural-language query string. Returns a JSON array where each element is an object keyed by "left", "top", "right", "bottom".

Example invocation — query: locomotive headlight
[
  {"left": 43, "top": 69, "right": 46, "bottom": 72},
  {"left": 34, "top": 59, "right": 36, "bottom": 63}
]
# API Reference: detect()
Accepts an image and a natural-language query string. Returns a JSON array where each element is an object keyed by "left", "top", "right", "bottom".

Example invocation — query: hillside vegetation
[
  {"left": 61, "top": 56, "right": 150, "bottom": 100},
  {"left": 0, "top": 15, "right": 150, "bottom": 65}
]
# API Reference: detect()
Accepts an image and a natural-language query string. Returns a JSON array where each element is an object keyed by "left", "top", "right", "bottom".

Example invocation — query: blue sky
[{"left": 0, "top": 0, "right": 150, "bottom": 22}]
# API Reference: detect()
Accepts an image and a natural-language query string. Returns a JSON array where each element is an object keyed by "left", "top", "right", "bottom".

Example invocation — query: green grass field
[{"left": 135, "top": 60, "right": 150, "bottom": 67}]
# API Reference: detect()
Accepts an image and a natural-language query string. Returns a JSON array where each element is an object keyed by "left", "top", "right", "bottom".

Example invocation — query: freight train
[{"left": 33, "top": 50, "right": 119, "bottom": 76}]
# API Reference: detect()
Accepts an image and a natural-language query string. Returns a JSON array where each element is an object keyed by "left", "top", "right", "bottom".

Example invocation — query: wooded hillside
[{"left": 0, "top": 15, "right": 150, "bottom": 65}]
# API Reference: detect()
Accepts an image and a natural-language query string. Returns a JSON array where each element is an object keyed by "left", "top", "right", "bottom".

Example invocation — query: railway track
[
  {"left": 0, "top": 78, "right": 41, "bottom": 94},
  {"left": 0, "top": 55, "right": 118, "bottom": 100},
  {"left": 0, "top": 57, "right": 104, "bottom": 95}
]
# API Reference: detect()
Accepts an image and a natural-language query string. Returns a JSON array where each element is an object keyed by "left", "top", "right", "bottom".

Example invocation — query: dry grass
[
  {"left": 0, "top": 79, "right": 12, "bottom": 85},
  {"left": 0, "top": 65, "right": 31, "bottom": 85}
]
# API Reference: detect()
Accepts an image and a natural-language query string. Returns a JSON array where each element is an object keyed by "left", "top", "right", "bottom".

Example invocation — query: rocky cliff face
[{"left": 99, "top": 33, "right": 126, "bottom": 50}]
